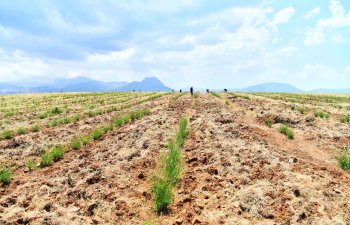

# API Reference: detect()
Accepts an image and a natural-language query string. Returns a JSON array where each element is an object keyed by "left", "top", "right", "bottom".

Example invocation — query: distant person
[
  {"left": 180, "top": 89, "right": 182, "bottom": 93},
  {"left": 224, "top": 89, "right": 227, "bottom": 93},
  {"left": 207, "top": 89, "right": 209, "bottom": 93},
  {"left": 190, "top": 87, "right": 194, "bottom": 96},
  {"left": 172, "top": 90, "right": 174, "bottom": 93}
]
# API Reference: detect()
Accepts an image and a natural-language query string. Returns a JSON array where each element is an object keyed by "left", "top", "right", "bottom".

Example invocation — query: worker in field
[
  {"left": 207, "top": 89, "right": 209, "bottom": 93},
  {"left": 224, "top": 89, "right": 227, "bottom": 93},
  {"left": 180, "top": 89, "right": 182, "bottom": 93},
  {"left": 190, "top": 87, "right": 194, "bottom": 96}
]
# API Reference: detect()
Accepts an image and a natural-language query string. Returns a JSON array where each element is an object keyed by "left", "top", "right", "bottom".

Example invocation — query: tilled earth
[{"left": 1, "top": 93, "right": 350, "bottom": 225}]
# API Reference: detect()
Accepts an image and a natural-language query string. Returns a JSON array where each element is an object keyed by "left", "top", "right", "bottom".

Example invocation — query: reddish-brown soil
[{"left": 1, "top": 93, "right": 350, "bottom": 225}]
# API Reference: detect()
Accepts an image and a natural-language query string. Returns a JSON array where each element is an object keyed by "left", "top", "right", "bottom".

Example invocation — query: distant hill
[
  {"left": 0, "top": 76, "right": 170, "bottom": 94},
  {"left": 117, "top": 77, "right": 171, "bottom": 92},
  {"left": 242, "top": 82, "right": 302, "bottom": 93}
]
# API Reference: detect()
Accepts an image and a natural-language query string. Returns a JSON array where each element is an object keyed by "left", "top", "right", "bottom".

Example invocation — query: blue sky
[{"left": 0, "top": 0, "right": 349, "bottom": 90}]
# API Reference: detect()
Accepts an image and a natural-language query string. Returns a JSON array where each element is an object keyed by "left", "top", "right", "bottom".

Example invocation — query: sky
[{"left": 0, "top": 0, "right": 349, "bottom": 90}]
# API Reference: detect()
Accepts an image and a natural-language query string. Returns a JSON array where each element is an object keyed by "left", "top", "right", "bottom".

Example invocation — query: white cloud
[
  {"left": 271, "top": 7, "right": 295, "bottom": 25},
  {"left": 304, "top": 0, "right": 350, "bottom": 45},
  {"left": 304, "top": 30, "right": 324, "bottom": 46},
  {"left": 305, "top": 7, "right": 320, "bottom": 18}
]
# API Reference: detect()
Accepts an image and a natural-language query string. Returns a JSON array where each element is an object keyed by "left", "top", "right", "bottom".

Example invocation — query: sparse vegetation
[
  {"left": 211, "top": 92, "right": 221, "bottom": 98},
  {"left": 314, "top": 110, "right": 330, "bottom": 119},
  {"left": 17, "top": 127, "right": 26, "bottom": 135},
  {"left": 0, "top": 168, "right": 12, "bottom": 184},
  {"left": 31, "top": 125, "right": 40, "bottom": 132},
  {"left": 2, "top": 130, "right": 14, "bottom": 139},
  {"left": 279, "top": 125, "right": 294, "bottom": 139},
  {"left": 264, "top": 118, "right": 272, "bottom": 128},
  {"left": 26, "top": 161, "right": 39, "bottom": 171},
  {"left": 298, "top": 107, "right": 305, "bottom": 114},
  {"left": 91, "top": 129, "right": 103, "bottom": 140},
  {"left": 71, "top": 138, "right": 82, "bottom": 150},
  {"left": 340, "top": 115, "right": 350, "bottom": 123},
  {"left": 338, "top": 151, "right": 350, "bottom": 171},
  {"left": 151, "top": 117, "right": 188, "bottom": 212},
  {"left": 40, "top": 146, "right": 65, "bottom": 167},
  {"left": 193, "top": 92, "right": 200, "bottom": 98}
]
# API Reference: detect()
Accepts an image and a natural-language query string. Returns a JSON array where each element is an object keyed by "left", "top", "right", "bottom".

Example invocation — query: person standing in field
[{"left": 190, "top": 87, "right": 194, "bottom": 96}]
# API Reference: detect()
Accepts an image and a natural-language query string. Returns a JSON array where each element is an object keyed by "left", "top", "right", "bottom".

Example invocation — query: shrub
[
  {"left": 31, "top": 125, "right": 40, "bottom": 132},
  {"left": 122, "top": 114, "right": 131, "bottom": 124},
  {"left": 130, "top": 111, "right": 142, "bottom": 120},
  {"left": 152, "top": 178, "right": 172, "bottom": 212},
  {"left": 2, "top": 130, "right": 14, "bottom": 139},
  {"left": 17, "top": 127, "right": 26, "bottom": 135},
  {"left": 225, "top": 100, "right": 230, "bottom": 105},
  {"left": 91, "top": 129, "right": 102, "bottom": 140},
  {"left": 338, "top": 152, "right": 350, "bottom": 171},
  {"left": 264, "top": 118, "right": 272, "bottom": 128},
  {"left": 0, "top": 168, "right": 11, "bottom": 184},
  {"left": 71, "top": 138, "right": 81, "bottom": 150},
  {"left": 63, "top": 117, "right": 71, "bottom": 124},
  {"left": 279, "top": 125, "right": 294, "bottom": 139}
]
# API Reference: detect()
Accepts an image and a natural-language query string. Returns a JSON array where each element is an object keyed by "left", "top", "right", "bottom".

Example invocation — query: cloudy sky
[{"left": 0, "top": 0, "right": 349, "bottom": 90}]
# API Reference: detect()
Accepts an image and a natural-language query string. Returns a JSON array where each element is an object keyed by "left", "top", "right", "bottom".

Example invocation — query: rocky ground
[{"left": 1, "top": 93, "right": 349, "bottom": 225}]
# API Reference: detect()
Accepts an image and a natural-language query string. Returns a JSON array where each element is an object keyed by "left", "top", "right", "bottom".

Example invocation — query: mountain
[
  {"left": 117, "top": 77, "right": 171, "bottom": 91},
  {"left": 0, "top": 76, "right": 170, "bottom": 94},
  {"left": 242, "top": 82, "right": 302, "bottom": 93}
]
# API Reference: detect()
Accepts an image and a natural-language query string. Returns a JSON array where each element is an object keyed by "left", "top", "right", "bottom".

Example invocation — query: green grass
[
  {"left": 151, "top": 178, "right": 173, "bottom": 212},
  {"left": 176, "top": 117, "right": 188, "bottom": 148},
  {"left": 225, "top": 100, "right": 230, "bottom": 105},
  {"left": 2, "top": 130, "right": 14, "bottom": 139},
  {"left": 26, "top": 161, "right": 39, "bottom": 171},
  {"left": 17, "top": 127, "right": 26, "bottom": 135},
  {"left": 40, "top": 146, "right": 65, "bottom": 167},
  {"left": 81, "top": 135, "right": 90, "bottom": 146},
  {"left": 0, "top": 168, "right": 12, "bottom": 184},
  {"left": 102, "top": 123, "right": 113, "bottom": 133},
  {"left": 50, "top": 146, "right": 65, "bottom": 161},
  {"left": 115, "top": 117, "right": 125, "bottom": 126},
  {"left": 211, "top": 92, "right": 221, "bottom": 98},
  {"left": 279, "top": 125, "right": 294, "bottom": 139},
  {"left": 40, "top": 153, "right": 53, "bottom": 167},
  {"left": 340, "top": 115, "right": 350, "bottom": 123},
  {"left": 298, "top": 107, "right": 305, "bottom": 114},
  {"left": 50, "top": 107, "right": 63, "bottom": 115},
  {"left": 264, "top": 118, "right": 272, "bottom": 128},
  {"left": 164, "top": 141, "right": 182, "bottom": 185},
  {"left": 31, "top": 125, "right": 40, "bottom": 132},
  {"left": 91, "top": 129, "right": 103, "bottom": 140},
  {"left": 338, "top": 152, "right": 350, "bottom": 171},
  {"left": 71, "top": 138, "right": 81, "bottom": 150},
  {"left": 39, "top": 112, "right": 48, "bottom": 119},
  {"left": 314, "top": 110, "right": 330, "bottom": 119}
]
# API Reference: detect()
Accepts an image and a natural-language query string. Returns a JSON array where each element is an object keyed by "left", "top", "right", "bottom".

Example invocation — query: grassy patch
[
  {"left": 31, "top": 125, "right": 40, "bottom": 132},
  {"left": 340, "top": 115, "right": 350, "bottom": 123},
  {"left": 17, "top": 127, "right": 26, "bottom": 135},
  {"left": 338, "top": 151, "right": 350, "bottom": 171},
  {"left": 26, "top": 161, "right": 39, "bottom": 171},
  {"left": 279, "top": 125, "right": 294, "bottom": 139},
  {"left": 298, "top": 107, "right": 305, "bottom": 114},
  {"left": 0, "top": 168, "right": 11, "bottom": 185},
  {"left": 314, "top": 110, "right": 330, "bottom": 119},
  {"left": 193, "top": 92, "right": 200, "bottom": 99},
  {"left": 71, "top": 138, "right": 82, "bottom": 150},
  {"left": 2, "top": 130, "right": 14, "bottom": 139},
  {"left": 264, "top": 118, "right": 272, "bottom": 128},
  {"left": 164, "top": 141, "right": 182, "bottom": 185},
  {"left": 91, "top": 129, "right": 103, "bottom": 140},
  {"left": 40, "top": 146, "right": 65, "bottom": 167},
  {"left": 50, "top": 107, "right": 63, "bottom": 115},
  {"left": 151, "top": 178, "right": 173, "bottom": 212},
  {"left": 211, "top": 92, "right": 221, "bottom": 98}
]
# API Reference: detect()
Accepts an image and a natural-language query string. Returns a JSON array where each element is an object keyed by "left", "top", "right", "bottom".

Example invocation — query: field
[{"left": 1, "top": 91, "right": 350, "bottom": 224}]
